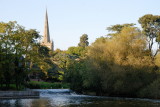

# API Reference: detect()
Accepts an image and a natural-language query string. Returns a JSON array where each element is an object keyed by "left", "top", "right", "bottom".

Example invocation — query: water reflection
[{"left": 0, "top": 89, "right": 160, "bottom": 107}]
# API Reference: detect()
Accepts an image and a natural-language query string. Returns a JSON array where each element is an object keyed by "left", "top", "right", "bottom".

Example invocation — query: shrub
[{"left": 139, "top": 78, "right": 160, "bottom": 99}]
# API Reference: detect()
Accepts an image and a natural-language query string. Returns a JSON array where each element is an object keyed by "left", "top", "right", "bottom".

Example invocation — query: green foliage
[
  {"left": 139, "top": 77, "right": 160, "bottom": 99},
  {"left": 107, "top": 23, "right": 135, "bottom": 36},
  {"left": 0, "top": 84, "right": 25, "bottom": 91},
  {"left": 64, "top": 60, "right": 87, "bottom": 93},
  {"left": 2, "top": 14, "right": 160, "bottom": 99},
  {"left": 94, "top": 36, "right": 107, "bottom": 44},
  {"left": 38, "top": 45, "right": 50, "bottom": 57},
  {"left": 67, "top": 46, "right": 86, "bottom": 57},
  {"left": 78, "top": 34, "right": 89, "bottom": 47},
  {"left": 138, "top": 14, "right": 160, "bottom": 56},
  {"left": 0, "top": 21, "right": 53, "bottom": 90},
  {"left": 51, "top": 45, "right": 88, "bottom": 82},
  {"left": 49, "top": 49, "right": 74, "bottom": 82},
  {"left": 65, "top": 24, "right": 160, "bottom": 98}
]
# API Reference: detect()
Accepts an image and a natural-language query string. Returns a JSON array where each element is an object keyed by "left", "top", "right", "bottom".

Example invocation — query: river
[{"left": 0, "top": 89, "right": 160, "bottom": 107}]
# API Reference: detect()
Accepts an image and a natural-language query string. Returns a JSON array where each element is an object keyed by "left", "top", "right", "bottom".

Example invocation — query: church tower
[{"left": 41, "top": 9, "right": 54, "bottom": 51}]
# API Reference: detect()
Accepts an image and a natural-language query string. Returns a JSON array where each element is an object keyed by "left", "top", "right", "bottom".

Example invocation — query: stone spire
[
  {"left": 41, "top": 9, "right": 54, "bottom": 51},
  {"left": 43, "top": 9, "right": 50, "bottom": 43}
]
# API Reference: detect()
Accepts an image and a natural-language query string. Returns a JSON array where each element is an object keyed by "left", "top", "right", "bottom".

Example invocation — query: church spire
[
  {"left": 41, "top": 9, "right": 54, "bottom": 51},
  {"left": 43, "top": 9, "right": 50, "bottom": 43}
]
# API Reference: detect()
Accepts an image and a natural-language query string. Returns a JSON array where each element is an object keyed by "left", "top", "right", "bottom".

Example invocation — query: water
[{"left": 0, "top": 89, "right": 160, "bottom": 107}]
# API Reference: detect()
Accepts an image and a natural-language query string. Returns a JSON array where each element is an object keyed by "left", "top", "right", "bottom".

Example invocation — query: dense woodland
[{"left": 1, "top": 14, "right": 160, "bottom": 99}]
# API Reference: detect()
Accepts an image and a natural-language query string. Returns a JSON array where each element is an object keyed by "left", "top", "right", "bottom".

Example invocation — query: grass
[{"left": 25, "top": 81, "right": 70, "bottom": 89}]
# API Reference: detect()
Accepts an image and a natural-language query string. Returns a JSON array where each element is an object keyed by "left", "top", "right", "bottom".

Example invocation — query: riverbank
[{"left": 82, "top": 90, "right": 160, "bottom": 100}]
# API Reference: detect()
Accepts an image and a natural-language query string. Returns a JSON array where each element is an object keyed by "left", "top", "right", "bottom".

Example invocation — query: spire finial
[{"left": 46, "top": 6, "right": 47, "bottom": 14}]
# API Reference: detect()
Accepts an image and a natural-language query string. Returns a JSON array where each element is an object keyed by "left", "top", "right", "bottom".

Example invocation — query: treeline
[
  {"left": 1, "top": 14, "right": 160, "bottom": 99},
  {"left": 0, "top": 21, "right": 88, "bottom": 90},
  {"left": 63, "top": 14, "right": 160, "bottom": 99}
]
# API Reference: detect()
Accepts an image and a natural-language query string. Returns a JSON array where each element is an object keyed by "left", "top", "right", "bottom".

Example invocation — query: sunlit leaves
[{"left": 138, "top": 14, "right": 160, "bottom": 56}]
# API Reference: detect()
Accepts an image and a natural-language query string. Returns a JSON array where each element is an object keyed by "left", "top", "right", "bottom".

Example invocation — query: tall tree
[
  {"left": 138, "top": 14, "right": 160, "bottom": 57},
  {"left": 107, "top": 23, "right": 135, "bottom": 36},
  {"left": 78, "top": 34, "right": 89, "bottom": 47},
  {"left": 0, "top": 21, "right": 52, "bottom": 90}
]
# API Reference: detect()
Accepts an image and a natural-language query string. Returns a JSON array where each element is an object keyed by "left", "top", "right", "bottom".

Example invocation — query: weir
[{"left": 0, "top": 91, "right": 39, "bottom": 98}]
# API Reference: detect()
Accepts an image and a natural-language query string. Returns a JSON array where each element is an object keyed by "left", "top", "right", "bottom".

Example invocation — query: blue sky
[{"left": 1, "top": 0, "right": 160, "bottom": 50}]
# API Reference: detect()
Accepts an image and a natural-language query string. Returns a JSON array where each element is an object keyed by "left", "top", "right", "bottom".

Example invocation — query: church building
[{"left": 41, "top": 9, "right": 54, "bottom": 51}]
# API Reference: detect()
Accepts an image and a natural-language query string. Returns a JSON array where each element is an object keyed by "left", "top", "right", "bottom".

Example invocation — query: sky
[{"left": 1, "top": 0, "right": 160, "bottom": 50}]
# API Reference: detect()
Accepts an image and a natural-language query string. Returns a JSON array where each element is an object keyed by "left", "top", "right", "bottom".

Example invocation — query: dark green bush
[{"left": 139, "top": 78, "right": 160, "bottom": 99}]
